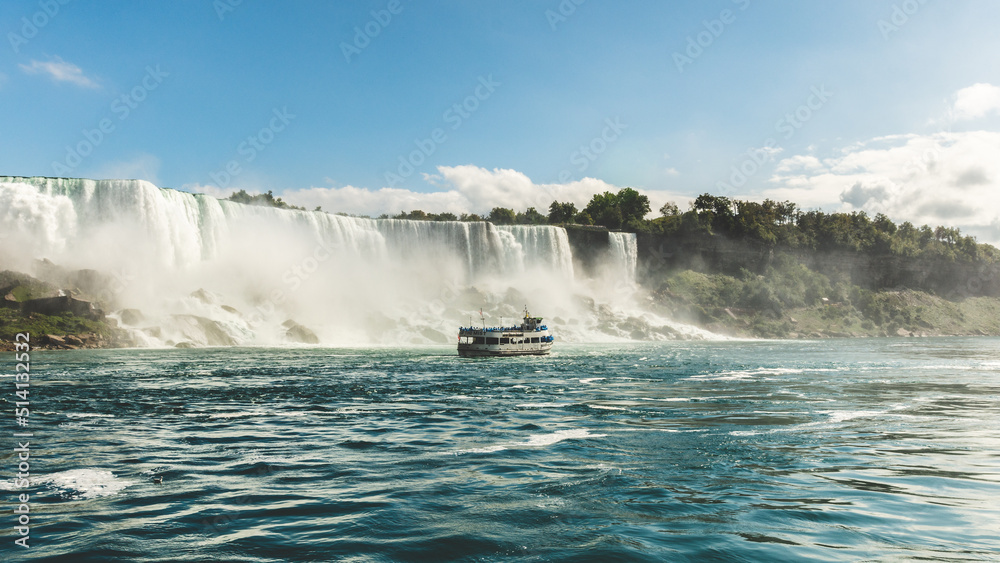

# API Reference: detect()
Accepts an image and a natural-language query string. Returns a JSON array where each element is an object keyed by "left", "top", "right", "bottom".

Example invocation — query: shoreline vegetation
[{"left": 2, "top": 181, "right": 998, "bottom": 349}]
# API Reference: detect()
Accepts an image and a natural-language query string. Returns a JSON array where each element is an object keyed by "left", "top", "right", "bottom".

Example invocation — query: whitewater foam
[
  {"left": 40, "top": 469, "right": 133, "bottom": 499},
  {"left": 457, "top": 428, "right": 608, "bottom": 454}
]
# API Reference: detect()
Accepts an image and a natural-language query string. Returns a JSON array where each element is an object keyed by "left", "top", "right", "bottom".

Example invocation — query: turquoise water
[{"left": 5, "top": 338, "right": 1000, "bottom": 561}]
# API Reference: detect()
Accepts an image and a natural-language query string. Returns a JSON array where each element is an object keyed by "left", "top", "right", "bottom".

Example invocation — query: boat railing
[{"left": 460, "top": 325, "right": 551, "bottom": 333}]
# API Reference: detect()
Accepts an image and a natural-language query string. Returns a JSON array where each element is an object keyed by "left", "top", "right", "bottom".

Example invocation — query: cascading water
[
  {"left": 0, "top": 177, "right": 715, "bottom": 345},
  {"left": 608, "top": 232, "right": 638, "bottom": 287}
]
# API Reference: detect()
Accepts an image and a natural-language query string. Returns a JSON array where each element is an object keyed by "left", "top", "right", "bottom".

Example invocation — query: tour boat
[{"left": 458, "top": 308, "right": 553, "bottom": 357}]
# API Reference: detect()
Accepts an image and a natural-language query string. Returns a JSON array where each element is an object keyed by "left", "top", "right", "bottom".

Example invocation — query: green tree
[
  {"left": 516, "top": 207, "right": 547, "bottom": 224},
  {"left": 394, "top": 210, "right": 428, "bottom": 220},
  {"left": 226, "top": 189, "right": 304, "bottom": 210},
  {"left": 616, "top": 187, "right": 650, "bottom": 224},
  {"left": 488, "top": 207, "right": 516, "bottom": 225},
  {"left": 548, "top": 201, "right": 577, "bottom": 224},
  {"left": 659, "top": 202, "right": 680, "bottom": 217},
  {"left": 584, "top": 192, "right": 623, "bottom": 229}
]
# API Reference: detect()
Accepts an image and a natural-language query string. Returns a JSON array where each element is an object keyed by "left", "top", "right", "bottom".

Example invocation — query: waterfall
[
  {"left": 0, "top": 176, "right": 702, "bottom": 345},
  {"left": 0, "top": 177, "right": 581, "bottom": 281},
  {"left": 608, "top": 232, "right": 637, "bottom": 286}
]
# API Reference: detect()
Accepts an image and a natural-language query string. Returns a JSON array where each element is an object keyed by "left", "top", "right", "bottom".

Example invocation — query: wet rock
[
  {"left": 45, "top": 334, "right": 66, "bottom": 346},
  {"left": 65, "top": 335, "right": 84, "bottom": 346},
  {"left": 459, "top": 287, "right": 488, "bottom": 309},
  {"left": 68, "top": 269, "right": 113, "bottom": 300},
  {"left": 503, "top": 288, "right": 527, "bottom": 307},
  {"left": 21, "top": 295, "right": 104, "bottom": 320},
  {"left": 172, "top": 314, "right": 237, "bottom": 346},
  {"left": 190, "top": 288, "right": 216, "bottom": 305},
  {"left": 653, "top": 325, "right": 680, "bottom": 339},
  {"left": 420, "top": 327, "right": 450, "bottom": 344},
  {"left": 120, "top": 308, "right": 145, "bottom": 326},
  {"left": 284, "top": 321, "right": 320, "bottom": 344},
  {"left": 175, "top": 341, "right": 197, "bottom": 348}
]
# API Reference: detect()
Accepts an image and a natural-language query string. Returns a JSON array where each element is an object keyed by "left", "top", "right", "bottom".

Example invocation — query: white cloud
[
  {"left": 765, "top": 130, "right": 1000, "bottom": 244},
  {"left": 773, "top": 155, "right": 823, "bottom": 175},
  {"left": 19, "top": 56, "right": 98, "bottom": 89},
  {"left": 93, "top": 154, "right": 161, "bottom": 185},
  {"left": 951, "top": 83, "right": 1000, "bottom": 121}
]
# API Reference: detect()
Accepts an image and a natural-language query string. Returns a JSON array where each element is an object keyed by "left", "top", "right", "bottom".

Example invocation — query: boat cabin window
[
  {"left": 486, "top": 337, "right": 499, "bottom": 345},
  {"left": 473, "top": 337, "right": 485, "bottom": 344}
]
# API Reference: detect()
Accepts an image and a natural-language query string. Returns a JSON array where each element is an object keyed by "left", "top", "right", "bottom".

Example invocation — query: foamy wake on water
[{"left": 0, "top": 177, "right": 721, "bottom": 347}]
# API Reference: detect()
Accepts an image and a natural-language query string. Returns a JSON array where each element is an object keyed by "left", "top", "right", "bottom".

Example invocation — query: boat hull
[{"left": 458, "top": 343, "right": 552, "bottom": 357}]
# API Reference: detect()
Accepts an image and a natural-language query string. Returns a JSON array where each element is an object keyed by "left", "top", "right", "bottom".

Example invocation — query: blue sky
[{"left": 3, "top": 1, "right": 1000, "bottom": 239}]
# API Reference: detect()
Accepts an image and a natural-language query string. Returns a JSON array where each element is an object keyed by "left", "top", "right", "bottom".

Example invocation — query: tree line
[
  {"left": 383, "top": 188, "right": 652, "bottom": 230},
  {"left": 650, "top": 194, "right": 998, "bottom": 263}
]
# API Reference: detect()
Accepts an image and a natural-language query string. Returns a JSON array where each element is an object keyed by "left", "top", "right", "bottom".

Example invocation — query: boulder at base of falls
[
  {"left": 172, "top": 314, "right": 237, "bottom": 346},
  {"left": 283, "top": 320, "right": 320, "bottom": 344},
  {"left": 45, "top": 334, "right": 66, "bottom": 346},
  {"left": 120, "top": 308, "right": 145, "bottom": 326},
  {"left": 420, "top": 327, "right": 450, "bottom": 344},
  {"left": 190, "top": 288, "right": 216, "bottom": 305}
]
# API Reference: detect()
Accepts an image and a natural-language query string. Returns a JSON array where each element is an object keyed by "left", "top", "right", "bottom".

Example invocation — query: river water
[{"left": 5, "top": 338, "right": 1000, "bottom": 561}]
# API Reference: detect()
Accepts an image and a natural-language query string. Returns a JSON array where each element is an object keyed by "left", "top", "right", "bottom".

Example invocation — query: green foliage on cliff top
[
  {"left": 227, "top": 189, "right": 305, "bottom": 211},
  {"left": 643, "top": 193, "right": 998, "bottom": 263}
]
